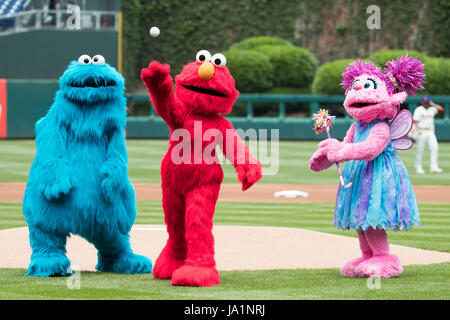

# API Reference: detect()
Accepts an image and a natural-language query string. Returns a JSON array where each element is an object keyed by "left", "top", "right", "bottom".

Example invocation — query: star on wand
[{"left": 312, "top": 109, "right": 352, "bottom": 189}]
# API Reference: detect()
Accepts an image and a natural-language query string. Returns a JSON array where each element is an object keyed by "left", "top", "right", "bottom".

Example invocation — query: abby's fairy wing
[
  {"left": 392, "top": 137, "right": 413, "bottom": 151},
  {"left": 390, "top": 109, "right": 413, "bottom": 140}
]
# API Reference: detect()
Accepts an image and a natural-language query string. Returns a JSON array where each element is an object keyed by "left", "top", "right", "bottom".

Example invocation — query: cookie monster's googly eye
[
  {"left": 78, "top": 55, "right": 92, "bottom": 65},
  {"left": 92, "top": 55, "right": 105, "bottom": 66},
  {"left": 364, "top": 78, "right": 377, "bottom": 90},
  {"left": 92, "top": 55, "right": 105, "bottom": 65},
  {"left": 196, "top": 50, "right": 211, "bottom": 63},
  {"left": 211, "top": 53, "right": 226, "bottom": 67}
]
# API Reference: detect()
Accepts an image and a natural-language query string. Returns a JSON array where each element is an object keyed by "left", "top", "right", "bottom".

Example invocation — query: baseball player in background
[{"left": 413, "top": 97, "right": 444, "bottom": 174}]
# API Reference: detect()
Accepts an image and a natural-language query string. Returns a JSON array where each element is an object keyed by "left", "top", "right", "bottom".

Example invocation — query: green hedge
[
  {"left": 255, "top": 45, "right": 317, "bottom": 88},
  {"left": 229, "top": 36, "right": 293, "bottom": 51},
  {"left": 312, "top": 59, "right": 354, "bottom": 95},
  {"left": 224, "top": 37, "right": 317, "bottom": 92},
  {"left": 224, "top": 50, "right": 274, "bottom": 93},
  {"left": 123, "top": 0, "right": 450, "bottom": 90},
  {"left": 122, "top": 0, "right": 142, "bottom": 88},
  {"left": 314, "top": 52, "right": 450, "bottom": 95},
  {"left": 423, "top": 57, "right": 450, "bottom": 95},
  {"left": 367, "top": 50, "right": 429, "bottom": 68}
]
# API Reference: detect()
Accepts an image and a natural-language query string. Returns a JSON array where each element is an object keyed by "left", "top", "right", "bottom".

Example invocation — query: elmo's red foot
[
  {"left": 152, "top": 247, "right": 185, "bottom": 280},
  {"left": 171, "top": 265, "right": 220, "bottom": 287}
]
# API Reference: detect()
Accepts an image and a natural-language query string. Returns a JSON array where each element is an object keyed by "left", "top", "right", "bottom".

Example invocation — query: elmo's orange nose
[{"left": 198, "top": 62, "right": 215, "bottom": 80}]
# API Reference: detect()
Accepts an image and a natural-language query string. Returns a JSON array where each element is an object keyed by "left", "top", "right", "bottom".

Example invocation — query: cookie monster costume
[{"left": 23, "top": 54, "right": 152, "bottom": 276}]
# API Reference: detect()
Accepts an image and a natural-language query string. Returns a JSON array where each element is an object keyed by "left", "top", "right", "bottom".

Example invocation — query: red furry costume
[{"left": 141, "top": 50, "right": 263, "bottom": 286}]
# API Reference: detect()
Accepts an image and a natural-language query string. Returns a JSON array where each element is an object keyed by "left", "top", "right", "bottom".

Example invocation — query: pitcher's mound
[{"left": 1, "top": 225, "right": 450, "bottom": 271}]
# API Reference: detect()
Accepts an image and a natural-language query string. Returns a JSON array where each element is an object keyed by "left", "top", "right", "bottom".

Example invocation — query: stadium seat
[{"left": 0, "top": 0, "right": 27, "bottom": 28}]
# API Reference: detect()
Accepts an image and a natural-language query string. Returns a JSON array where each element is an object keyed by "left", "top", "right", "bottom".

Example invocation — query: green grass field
[
  {"left": 1, "top": 201, "right": 449, "bottom": 252},
  {"left": 1, "top": 263, "right": 449, "bottom": 300},
  {"left": 1, "top": 139, "right": 450, "bottom": 185},
  {"left": 0, "top": 200, "right": 449, "bottom": 299},
  {"left": 0, "top": 139, "right": 449, "bottom": 300}
]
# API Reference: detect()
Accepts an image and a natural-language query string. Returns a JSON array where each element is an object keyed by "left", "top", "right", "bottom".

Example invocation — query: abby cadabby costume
[{"left": 310, "top": 56, "right": 425, "bottom": 278}]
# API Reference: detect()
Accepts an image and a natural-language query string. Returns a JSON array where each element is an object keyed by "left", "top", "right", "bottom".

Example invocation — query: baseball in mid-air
[{"left": 149, "top": 26, "right": 160, "bottom": 38}]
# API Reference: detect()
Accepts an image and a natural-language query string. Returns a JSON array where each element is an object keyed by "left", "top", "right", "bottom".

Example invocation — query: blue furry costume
[{"left": 23, "top": 55, "right": 152, "bottom": 276}]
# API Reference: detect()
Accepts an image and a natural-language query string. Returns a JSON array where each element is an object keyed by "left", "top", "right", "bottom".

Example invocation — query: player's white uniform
[{"left": 413, "top": 105, "right": 441, "bottom": 172}]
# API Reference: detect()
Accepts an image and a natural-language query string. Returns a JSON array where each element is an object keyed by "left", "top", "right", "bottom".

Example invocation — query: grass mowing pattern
[
  {"left": 1, "top": 201, "right": 448, "bottom": 299},
  {"left": 1, "top": 201, "right": 449, "bottom": 253},
  {"left": 1, "top": 139, "right": 450, "bottom": 185},
  {"left": 0, "top": 139, "right": 448, "bottom": 299},
  {"left": 0, "top": 263, "right": 449, "bottom": 300}
]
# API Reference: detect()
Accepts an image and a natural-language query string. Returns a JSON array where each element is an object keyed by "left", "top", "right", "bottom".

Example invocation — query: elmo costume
[{"left": 141, "top": 50, "right": 263, "bottom": 286}]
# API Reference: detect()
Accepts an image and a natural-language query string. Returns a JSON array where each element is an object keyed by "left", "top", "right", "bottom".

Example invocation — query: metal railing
[
  {"left": 125, "top": 93, "right": 450, "bottom": 122},
  {"left": 123, "top": 94, "right": 450, "bottom": 140},
  {"left": 0, "top": 9, "right": 118, "bottom": 35}
]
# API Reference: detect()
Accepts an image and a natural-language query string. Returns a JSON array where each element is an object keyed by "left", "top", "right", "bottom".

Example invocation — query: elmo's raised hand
[{"left": 141, "top": 61, "right": 171, "bottom": 89}]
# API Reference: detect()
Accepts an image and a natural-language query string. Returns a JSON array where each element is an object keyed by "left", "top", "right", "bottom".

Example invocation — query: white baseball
[{"left": 149, "top": 26, "right": 160, "bottom": 38}]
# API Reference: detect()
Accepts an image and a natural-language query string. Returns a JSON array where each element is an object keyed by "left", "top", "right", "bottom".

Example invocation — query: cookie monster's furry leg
[
  {"left": 95, "top": 232, "right": 152, "bottom": 274},
  {"left": 153, "top": 187, "right": 187, "bottom": 279},
  {"left": 171, "top": 185, "right": 220, "bottom": 287},
  {"left": 94, "top": 129, "right": 152, "bottom": 274},
  {"left": 341, "top": 231, "right": 373, "bottom": 277},
  {"left": 355, "top": 228, "right": 402, "bottom": 278},
  {"left": 25, "top": 113, "right": 73, "bottom": 277},
  {"left": 27, "top": 227, "right": 71, "bottom": 277}
]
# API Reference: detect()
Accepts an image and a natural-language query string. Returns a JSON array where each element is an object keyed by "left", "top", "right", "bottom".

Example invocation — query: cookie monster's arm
[
  {"left": 219, "top": 117, "right": 263, "bottom": 191},
  {"left": 34, "top": 113, "right": 74, "bottom": 200},
  {"left": 100, "top": 128, "right": 129, "bottom": 203},
  {"left": 141, "top": 61, "right": 185, "bottom": 130},
  {"left": 320, "top": 122, "right": 390, "bottom": 163}
]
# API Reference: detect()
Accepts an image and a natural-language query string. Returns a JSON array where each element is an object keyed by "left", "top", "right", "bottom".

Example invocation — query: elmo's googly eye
[
  {"left": 78, "top": 55, "right": 91, "bottom": 65},
  {"left": 196, "top": 50, "right": 211, "bottom": 63},
  {"left": 92, "top": 55, "right": 105, "bottom": 66},
  {"left": 211, "top": 53, "right": 226, "bottom": 67}
]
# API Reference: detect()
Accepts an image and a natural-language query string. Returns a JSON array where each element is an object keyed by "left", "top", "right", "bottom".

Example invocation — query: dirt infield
[
  {"left": 1, "top": 182, "right": 449, "bottom": 203},
  {"left": 1, "top": 224, "right": 450, "bottom": 271},
  {"left": 1, "top": 183, "right": 449, "bottom": 271}
]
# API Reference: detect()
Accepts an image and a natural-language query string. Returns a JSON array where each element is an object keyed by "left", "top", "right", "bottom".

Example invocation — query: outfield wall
[
  {"left": 0, "top": 30, "right": 118, "bottom": 79},
  {"left": 1, "top": 80, "right": 449, "bottom": 140},
  {"left": 0, "top": 79, "right": 7, "bottom": 139}
]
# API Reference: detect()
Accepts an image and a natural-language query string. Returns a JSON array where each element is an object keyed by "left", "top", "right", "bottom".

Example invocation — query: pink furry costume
[
  {"left": 310, "top": 56, "right": 425, "bottom": 278},
  {"left": 141, "top": 50, "right": 263, "bottom": 286}
]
